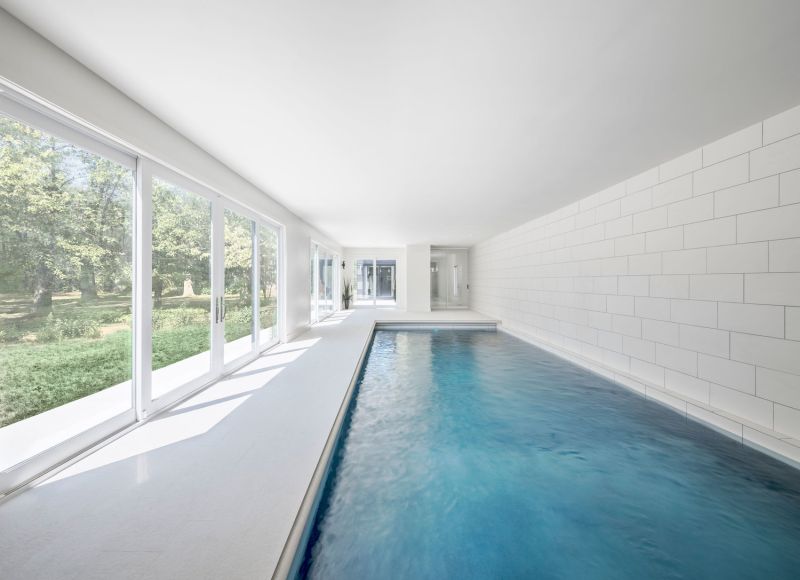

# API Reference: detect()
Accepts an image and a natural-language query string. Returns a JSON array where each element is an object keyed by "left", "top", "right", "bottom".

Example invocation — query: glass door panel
[
  {"left": 430, "top": 248, "right": 469, "bottom": 309},
  {"left": 151, "top": 178, "right": 212, "bottom": 400},
  {"left": 259, "top": 225, "right": 279, "bottom": 346},
  {"left": 223, "top": 208, "right": 255, "bottom": 364},
  {"left": 430, "top": 251, "right": 447, "bottom": 309},
  {"left": 449, "top": 250, "right": 469, "bottom": 308},
  {"left": 354, "top": 259, "right": 374, "bottom": 306},
  {"left": 310, "top": 244, "right": 318, "bottom": 324},
  {"left": 0, "top": 112, "right": 135, "bottom": 478},
  {"left": 310, "top": 243, "right": 337, "bottom": 322},
  {"left": 321, "top": 251, "right": 334, "bottom": 317},
  {"left": 375, "top": 260, "right": 397, "bottom": 306},
  {"left": 317, "top": 249, "right": 327, "bottom": 317}
]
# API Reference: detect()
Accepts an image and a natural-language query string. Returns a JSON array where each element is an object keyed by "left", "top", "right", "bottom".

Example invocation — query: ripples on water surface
[{"left": 300, "top": 330, "right": 800, "bottom": 579}]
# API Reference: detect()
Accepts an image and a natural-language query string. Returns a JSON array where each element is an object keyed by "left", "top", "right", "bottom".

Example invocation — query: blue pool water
[{"left": 299, "top": 330, "right": 800, "bottom": 579}]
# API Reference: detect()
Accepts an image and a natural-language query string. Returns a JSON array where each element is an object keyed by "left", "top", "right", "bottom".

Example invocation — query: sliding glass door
[
  {"left": 259, "top": 225, "right": 280, "bottom": 346},
  {"left": 355, "top": 259, "right": 374, "bottom": 306},
  {"left": 150, "top": 177, "right": 213, "bottom": 401},
  {"left": 310, "top": 242, "right": 338, "bottom": 323},
  {"left": 146, "top": 178, "right": 282, "bottom": 406},
  {"left": 354, "top": 258, "right": 397, "bottom": 306},
  {"left": 0, "top": 89, "right": 284, "bottom": 495},
  {"left": 319, "top": 248, "right": 334, "bottom": 318},
  {"left": 223, "top": 207, "right": 255, "bottom": 365},
  {"left": 0, "top": 98, "right": 136, "bottom": 491}
]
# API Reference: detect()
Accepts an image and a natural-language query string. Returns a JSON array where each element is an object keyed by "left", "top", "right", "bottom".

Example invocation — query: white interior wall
[
  {"left": 343, "top": 248, "right": 406, "bottom": 310},
  {"left": 471, "top": 103, "right": 800, "bottom": 464},
  {"left": 406, "top": 244, "right": 431, "bottom": 312},
  {"left": 0, "top": 10, "right": 341, "bottom": 339}
]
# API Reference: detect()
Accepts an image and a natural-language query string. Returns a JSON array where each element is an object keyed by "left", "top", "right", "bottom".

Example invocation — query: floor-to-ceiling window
[
  {"left": 150, "top": 177, "right": 212, "bottom": 400},
  {"left": 354, "top": 259, "right": 374, "bottom": 306},
  {"left": 310, "top": 242, "right": 338, "bottom": 324},
  {"left": 0, "top": 89, "right": 285, "bottom": 495},
  {"left": 354, "top": 258, "right": 396, "bottom": 306},
  {"left": 310, "top": 244, "right": 318, "bottom": 324},
  {"left": 0, "top": 98, "right": 136, "bottom": 491},
  {"left": 259, "top": 224, "right": 280, "bottom": 346},
  {"left": 223, "top": 208, "right": 255, "bottom": 365}
]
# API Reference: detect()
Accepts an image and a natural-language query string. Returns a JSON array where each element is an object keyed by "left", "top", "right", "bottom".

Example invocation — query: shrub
[
  {"left": 0, "top": 319, "right": 213, "bottom": 428},
  {"left": 0, "top": 325, "right": 26, "bottom": 344},
  {"left": 151, "top": 305, "right": 208, "bottom": 330},
  {"left": 95, "top": 309, "right": 128, "bottom": 324},
  {"left": 224, "top": 305, "right": 252, "bottom": 325},
  {"left": 36, "top": 313, "right": 101, "bottom": 342},
  {"left": 0, "top": 331, "right": 132, "bottom": 427}
]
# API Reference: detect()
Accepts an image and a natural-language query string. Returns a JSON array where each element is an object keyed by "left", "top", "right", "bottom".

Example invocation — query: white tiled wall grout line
[{"left": 471, "top": 103, "right": 800, "bottom": 466}]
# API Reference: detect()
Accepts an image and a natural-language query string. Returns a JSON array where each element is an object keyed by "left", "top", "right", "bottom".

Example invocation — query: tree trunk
[
  {"left": 33, "top": 262, "right": 53, "bottom": 311},
  {"left": 153, "top": 276, "right": 164, "bottom": 305},
  {"left": 79, "top": 261, "right": 98, "bottom": 301}
]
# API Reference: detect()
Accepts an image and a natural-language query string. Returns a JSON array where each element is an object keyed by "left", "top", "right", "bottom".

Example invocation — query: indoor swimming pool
[{"left": 298, "top": 329, "right": 800, "bottom": 579}]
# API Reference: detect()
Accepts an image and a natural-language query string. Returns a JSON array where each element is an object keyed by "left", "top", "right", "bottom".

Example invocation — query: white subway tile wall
[{"left": 471, "top": 103, "right": 800, "bottom": 447}]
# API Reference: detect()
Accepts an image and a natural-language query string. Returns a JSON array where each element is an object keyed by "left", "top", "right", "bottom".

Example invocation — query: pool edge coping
[{"left": 270, "top": 320, "right": 376, "bottom": 580}]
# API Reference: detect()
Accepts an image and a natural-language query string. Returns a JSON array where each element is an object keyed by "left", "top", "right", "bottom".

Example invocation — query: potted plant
[{"left": 342, "top": 278, "right": 353, "bottom": 309}]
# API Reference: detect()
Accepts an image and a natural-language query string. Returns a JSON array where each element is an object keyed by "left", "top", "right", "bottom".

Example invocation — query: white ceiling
[{"left": 3, "top": 1, "right": 800, "bottom": 247}]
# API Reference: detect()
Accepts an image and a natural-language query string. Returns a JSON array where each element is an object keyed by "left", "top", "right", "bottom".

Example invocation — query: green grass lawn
[{"left": 0, "top": 292, "right": 276, "bottom": 428}]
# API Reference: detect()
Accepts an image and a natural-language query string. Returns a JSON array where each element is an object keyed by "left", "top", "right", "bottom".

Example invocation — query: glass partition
[{"left": 430, "top": 248, "right": 469, "bottom": 309}]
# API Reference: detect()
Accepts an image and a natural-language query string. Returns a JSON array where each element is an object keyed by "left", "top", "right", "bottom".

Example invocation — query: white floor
[
  {"left": 0, "top": 308, "right": 494, "bottom": 580},
  {"left": 0, "top": 334, "right": 262, "bottom": 473}
]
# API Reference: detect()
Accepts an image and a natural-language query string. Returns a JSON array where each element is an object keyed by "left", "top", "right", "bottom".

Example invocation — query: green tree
[
  {"left": 151, "top": 180, "right": 211, "bottom": 302},
  {"left": 224, "top": 211, "right": 253, "bottom": 304},
  {"left": 66, "top": 152, "right": 133, "bottom": 301},
  {"left": 260, "top": 228, "right": 278, "bottom": 301},
  {"left": 0, "top": 117, "right": 73, "bottom": 310},
  {"left": 0, "top": 116, "right": 133, "bottom": 308}
]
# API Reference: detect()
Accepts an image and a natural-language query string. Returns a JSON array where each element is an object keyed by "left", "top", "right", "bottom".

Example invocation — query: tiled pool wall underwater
[
  {"left": 470, "top": 102, "right": 800, "bottom": 465},
  {"left": 275, "top": 321, "right": 800, "bottom": 579}
]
